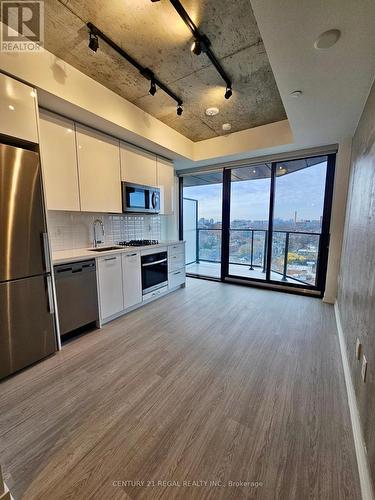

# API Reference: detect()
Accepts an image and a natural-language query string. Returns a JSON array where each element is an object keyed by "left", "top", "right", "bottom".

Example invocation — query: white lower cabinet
[
  {"left": 97, "top": 255, "right": 124, "bottom": 320},
  {"left": 169, "top": 269, "right": 186, "bottom": 289},
  {"left": 122, "top": 252, "right": 142, "bottom": 309},
  {"left": 96, "top": 243, "right": 185, "bottom": 324},
  {"left": 168, "top": 243, "right": 186, "bottom": 289}
]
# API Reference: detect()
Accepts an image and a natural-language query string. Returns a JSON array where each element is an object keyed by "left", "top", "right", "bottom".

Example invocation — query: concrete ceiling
[{"left": 38, "top": 0, "right": 286, "bottom": 142}]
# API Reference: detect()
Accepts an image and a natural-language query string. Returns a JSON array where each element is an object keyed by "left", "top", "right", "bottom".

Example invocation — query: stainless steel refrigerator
[{"left": 0, "top": 143, "right": 57, "bottom": 380}]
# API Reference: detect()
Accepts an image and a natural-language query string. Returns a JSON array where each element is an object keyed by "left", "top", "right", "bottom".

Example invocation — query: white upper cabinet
[
  {"left": 76, "top": 125, "right": 122, "bottom": 213},
  {"left": 39, "top": 111, "right": 80, "bottom": 211},
  {"left": 120, "top": 142, "right": 157, "bottom": 187},
  {"left": 157, "top": 157, "right": 175, "bottom": 215},
  {"left": 0, "top": 73, "right": 38, "bottom": 143}
]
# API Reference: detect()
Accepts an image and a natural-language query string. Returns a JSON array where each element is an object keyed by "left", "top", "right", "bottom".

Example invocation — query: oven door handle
[{"left": 142, "top": 258, "right": 167, "bottom": 267}]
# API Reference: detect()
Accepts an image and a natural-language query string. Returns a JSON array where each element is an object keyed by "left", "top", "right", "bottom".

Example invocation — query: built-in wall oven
[{"left": 141, "top": 250, "right": 168, "bottom": 294}]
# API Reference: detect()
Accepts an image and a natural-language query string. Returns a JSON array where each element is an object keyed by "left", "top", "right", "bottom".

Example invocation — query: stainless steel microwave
[{"left": 122, "top": 182, "right": 160, "bottom": 214}]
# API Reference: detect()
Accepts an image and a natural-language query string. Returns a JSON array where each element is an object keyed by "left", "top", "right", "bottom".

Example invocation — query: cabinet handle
[
  {"left": 174, "top": 271, "right": 181, "bottom": 275},
  {"left": 126, "top": 253, "right": 137, "bottom": 257},
  {"left": 104, "top": 256, "right": 117, "bottom": 261}
]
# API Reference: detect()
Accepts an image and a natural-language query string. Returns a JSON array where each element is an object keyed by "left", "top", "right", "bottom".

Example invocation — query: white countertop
[{"left": 52, "top": 241, "right": 184, "bottom": 265}]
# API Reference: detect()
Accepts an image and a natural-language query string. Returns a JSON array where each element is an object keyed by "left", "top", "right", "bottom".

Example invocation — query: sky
[{"left": 183, "top": 162, "right": 327, "bottom": 222}]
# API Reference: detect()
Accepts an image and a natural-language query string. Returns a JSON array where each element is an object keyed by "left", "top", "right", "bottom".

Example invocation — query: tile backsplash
[{"left": 48, "top": 211, "right": 161, "bottom": 251}]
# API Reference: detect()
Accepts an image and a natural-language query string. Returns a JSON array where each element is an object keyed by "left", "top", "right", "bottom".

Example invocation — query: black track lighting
[
  {"left": 152, "top": 0, "right": 232, "bottom": 92},
  {"left": 177, "top": 105, "right": 183, "bottom": 116},
  {"left": 149, "top": 80, "right": 157, "bottom": 96},
  {"left": 224, "top": 86, "right": 233, "bottom": 100},
  {"left": 88, "top": 31, "right": 99, "bottom": 52},
  {"left": 191, "top": 39, "right": 201, "bottom": 56},
  {"left": 86, "top": 22, "right": 182, "bottom": 110}
]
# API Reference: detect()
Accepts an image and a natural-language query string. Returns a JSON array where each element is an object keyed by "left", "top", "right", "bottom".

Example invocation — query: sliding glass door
[
  {"left": 270, "top": 157, "right": 329, "bottom": 287},
  {"left": 180, "top": 153, "right": 335, "bottom": 295},
  {"left": 228, "top": 164, "right": 271, "bottom": 280},
  {"left": 182, "top": 171, "right": 223, "bottom": 278}
]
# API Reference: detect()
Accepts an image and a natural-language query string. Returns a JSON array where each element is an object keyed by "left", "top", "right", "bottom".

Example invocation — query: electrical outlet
[
  {"left": 356, "top": 338, "right": 362, "bottom": 360},
  {"left": 361, "top": 355, "right": 367, "bottom": 382}
]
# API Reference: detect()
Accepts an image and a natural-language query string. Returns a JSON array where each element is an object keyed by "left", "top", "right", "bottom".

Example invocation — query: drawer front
[
  {"left": 168, "top": 243, "right": 185, "bottom": 257},
  {"left": 143, "top": 285, "right": 168, "bottom": 302},
  {"left": 168, "top": 252, "right": 185, "bottom": 272},
  {"left": 168, "top": 269, "right": 186, "bottom": 289}
]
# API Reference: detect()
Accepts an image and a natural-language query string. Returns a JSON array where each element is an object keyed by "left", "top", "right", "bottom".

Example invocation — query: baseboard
[{"left": 334, "top": 302, "right": 374, "bottom": 500}]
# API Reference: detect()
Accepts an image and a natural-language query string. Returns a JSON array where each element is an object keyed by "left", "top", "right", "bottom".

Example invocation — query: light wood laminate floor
[{"left": 0, "top": 279, "right": 360, "bottom": 499}]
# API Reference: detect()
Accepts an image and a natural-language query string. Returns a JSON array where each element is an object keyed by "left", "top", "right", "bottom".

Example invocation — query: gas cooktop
[{"left": 118, "top": 240, "right": 159, "bottom": 247}]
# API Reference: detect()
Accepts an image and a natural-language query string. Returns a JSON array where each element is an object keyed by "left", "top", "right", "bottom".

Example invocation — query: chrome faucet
[{"left": 93, "top": 219, "right": 105, "bottom": 248}]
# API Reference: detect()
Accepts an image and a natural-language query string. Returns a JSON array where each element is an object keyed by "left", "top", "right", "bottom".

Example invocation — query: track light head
[
  {"left": 224, "top": 86, "right": 233, "bottom": 100},
  {"left": 177, "top": 105, "right": 183, "bottom": 116},
  {"left": 88, "top": 32, "right": 99, "bottom": 52},
  {"left": 191, "top": 39, "right": 202, "bottom": 56},
  {"left": 149, "top": 80, "right": 157, "bottom": 96}
]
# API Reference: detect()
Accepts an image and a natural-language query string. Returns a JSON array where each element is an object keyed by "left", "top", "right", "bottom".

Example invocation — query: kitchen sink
[{"left": 89, "top": 246, "right": 122, "bottom": 252}]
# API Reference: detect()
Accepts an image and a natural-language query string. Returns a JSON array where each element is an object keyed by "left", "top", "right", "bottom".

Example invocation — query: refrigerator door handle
[
  {"left": 42, "top": 232, "right": 51, "bottom": 273},
  {"left": 46, "top": 275, "right": 55, "bottom": 315}
]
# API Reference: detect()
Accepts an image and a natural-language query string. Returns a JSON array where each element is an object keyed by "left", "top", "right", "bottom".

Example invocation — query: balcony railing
[{"left": 194, "top": 227, "right": 321, "bottom": 286}]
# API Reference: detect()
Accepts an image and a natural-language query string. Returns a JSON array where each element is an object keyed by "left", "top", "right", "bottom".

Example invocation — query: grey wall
[{"left": 338, "top": 77, "right": 375, "bottom": 480}]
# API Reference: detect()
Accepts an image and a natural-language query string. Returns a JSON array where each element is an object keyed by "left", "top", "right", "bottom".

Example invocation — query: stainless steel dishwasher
[{"left": 54, "top": 260, "right": 99, "bottom": 336}]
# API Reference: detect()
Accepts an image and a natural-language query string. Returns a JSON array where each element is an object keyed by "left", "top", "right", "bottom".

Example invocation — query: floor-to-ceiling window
[
  {"left": 228, "top": 164, "right": 271, "bottom": 280},
  {"left": 180, "top": 153, "right": 335, "bottom": 295},
  {"left": 270, "top": 157, "right": 329, "bottom": 287},
  {"left": 182, "top": 171, "right": 223, "bottom": 278}
]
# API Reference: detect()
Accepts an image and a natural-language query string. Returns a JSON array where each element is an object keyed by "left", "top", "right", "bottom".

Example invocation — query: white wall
[{"left": 193, "top": 119, "right": 293, "bottom": 162}]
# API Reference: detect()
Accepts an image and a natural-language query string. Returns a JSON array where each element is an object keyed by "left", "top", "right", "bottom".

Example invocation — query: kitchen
[{"left": 0, "top": 80, "right": 186, "bottom": 377}]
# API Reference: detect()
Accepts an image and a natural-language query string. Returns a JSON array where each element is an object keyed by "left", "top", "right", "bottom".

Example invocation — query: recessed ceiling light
[
  {"left": 8, "top": 104, "right": 15, "bottom": 111},
  {"left": 314, "top": 29, "right": 341, "bottom": 49},
  {"left": 222, "top": 123, "right": 231, "bottom": 131},
  {"left": 290, "top": 90, "right": 303, "bottom": 98},
  {"left": 206, "top": 107, "right": 219, "bottom": 116}
]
